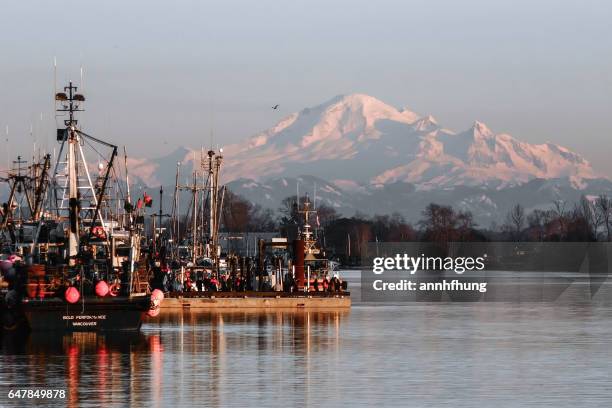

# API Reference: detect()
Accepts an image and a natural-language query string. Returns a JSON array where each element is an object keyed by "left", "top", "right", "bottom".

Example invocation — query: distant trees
[
  {"left": 316, "top": 203, "right": 340, "bottom": 228},
  {"left": 321, "top": 212, "right": 416, "bottom": 264},
  {"left": 221, "top": 190, "right": 276, "bottom": 232},
  {"left": 577, "top": 195, "right": 602, "bottom": 240},
  {"left": 503, "top": 196, "right": 612, "bottom": 242},
  {"left": 278, "top": 195, "right": 300, "bottom": 228},
  {"left": 596, "top": 194, "right": 612, "bottom": 241},
  {"left": 419, "top": 203, "right": 482, "bottom": 243},
  {"left": 503, "top": 204, "right": 525, "bottom": 241},
  {"left": 370, "top": 213, "right": 416, "bottom": 242}
]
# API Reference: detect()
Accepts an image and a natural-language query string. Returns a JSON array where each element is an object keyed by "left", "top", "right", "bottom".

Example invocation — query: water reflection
[
  {"left": 152, "top": 309, "right": 347, "bottom": 352},
  {"left": 4, "top": 305, "right": 610, "bottom": 407},
  {"left": 144, "top": 310, "right": 349, "bottom": 408},
  {"left": 1, "top": 310, "right": 349, "bottom": 408}
]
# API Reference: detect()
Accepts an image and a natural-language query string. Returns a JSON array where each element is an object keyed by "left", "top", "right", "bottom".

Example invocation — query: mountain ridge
[
  {"left": 127, "top": 93, "right": 604, "bottom": 191},
  {"left": 225, "top": 175, "right": 612, "bottom": 226}
]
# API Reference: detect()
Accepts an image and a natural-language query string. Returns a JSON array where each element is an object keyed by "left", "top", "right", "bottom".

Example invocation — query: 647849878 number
[{"left": 7, "top": 389, "right": 66, "bottom": 399}]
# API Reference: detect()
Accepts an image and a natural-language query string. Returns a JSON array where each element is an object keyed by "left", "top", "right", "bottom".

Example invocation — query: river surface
[{"left": 2, "top": 270, "right": 612, "bottom": 407}]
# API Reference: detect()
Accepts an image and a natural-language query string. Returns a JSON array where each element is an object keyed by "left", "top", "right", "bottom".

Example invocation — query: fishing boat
[
  {"left": 0, "top": 81, "right": 160, "bottom": 332},
  {"left": 144, "top": 147, "right": 350, "bottom": 309}
]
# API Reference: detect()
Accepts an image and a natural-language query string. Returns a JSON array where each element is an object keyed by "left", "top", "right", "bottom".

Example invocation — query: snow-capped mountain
[
  {"left": 128, "top": 93, "right": 602, "bottom": 190},
  {"left": 122, "top": 93, "right": 611, "bottom": 224},
  {"left": 371, "top": 120, "right": 597, "bottom": 189},
  {"left": 221, "top": 93, "right": 599, "bottom": 190}
]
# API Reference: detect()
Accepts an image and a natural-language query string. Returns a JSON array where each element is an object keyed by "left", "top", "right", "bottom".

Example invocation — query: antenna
[
  {"left": 314, "top": 182, "right": 317, "bottom": 210},
  {"left": 296, "top": 180, "right": 300, "bottom": 210},
  {"left": 53, "top": 57, "right": 57, "bottom": 128},
  {"left": 124, "top": 146, "right": 132, "bottom": 205},
  {"left": 40, "top": 112, "right": 46, "bottom": 152},
  {"left": 209, "top": 97, "right": 214, "bottom": 149},
  {"left": 53, "top": 57, "right": 57, "bottom": 91},
  {"left": 80, "top": 65, "right": 84, "bottom": 93},
  {"left": 30, "top": 123, "right": 36, "bottom": 159},
  {"left": 5, "top": 125, "right": 8, "bottom": 171}
]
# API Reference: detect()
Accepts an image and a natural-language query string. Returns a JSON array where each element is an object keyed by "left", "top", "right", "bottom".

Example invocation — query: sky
[{"left": 1, "top": 0, "right": 611, "bottom": 176}]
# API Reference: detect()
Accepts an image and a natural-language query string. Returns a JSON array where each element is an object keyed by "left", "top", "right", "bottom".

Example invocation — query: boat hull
[{"left": 20, "top": 297, "right": 150, "bottom": 332}]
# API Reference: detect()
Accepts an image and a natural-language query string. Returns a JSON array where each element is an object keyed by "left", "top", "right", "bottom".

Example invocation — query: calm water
[{"left": 2, "top": 271, "right": 612, "bottom": 407}]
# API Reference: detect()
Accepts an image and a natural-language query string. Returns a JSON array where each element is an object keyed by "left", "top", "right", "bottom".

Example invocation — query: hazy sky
[{"left": 1, "top": 0, "right": 611, "bottom": 176}]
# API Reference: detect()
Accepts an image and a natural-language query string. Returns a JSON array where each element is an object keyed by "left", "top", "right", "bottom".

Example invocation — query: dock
[{"left": 160, "top": 291, "right": 351, "bottom": 310}]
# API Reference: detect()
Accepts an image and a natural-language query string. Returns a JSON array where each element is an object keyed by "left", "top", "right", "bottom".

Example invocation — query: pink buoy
[
  {"left": 65, "top": 287, "right": 80, "bottom": 303},
  {"left": 147, "top": 307, "right": 160, "bottom": 317},
  {"left": 151, "top": 289, "right": 164, "bottom": 302},
  {"left": 95, "top": 281, "right": 109, "bottom": 297}
]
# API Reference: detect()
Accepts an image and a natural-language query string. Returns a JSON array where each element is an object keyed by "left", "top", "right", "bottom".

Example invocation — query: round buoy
[
  {"left": 95, "top": 281, "right": 109, "bottom": 297},
  {"left": 151, "top": 289, "right": 164, "bottom": 302},
  {"left": 65, "top": 287, "right": 80, "bottom": 303},
  {"left": 150, "top": 289, "right": 164, "bottom": 310}
]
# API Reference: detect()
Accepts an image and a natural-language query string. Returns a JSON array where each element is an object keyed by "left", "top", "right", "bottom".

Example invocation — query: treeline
[
  {"left": 497, "top": 195, "right": 612, "bottom": 242},
  {"left": 218, "top": 191, "right": 612, "bottom": 257},
  {"left": 321, "top": 204, "right": 485, "bottom": 264},
  {"left": 221, "top": 190, "right": 277, "bottom": 232}
]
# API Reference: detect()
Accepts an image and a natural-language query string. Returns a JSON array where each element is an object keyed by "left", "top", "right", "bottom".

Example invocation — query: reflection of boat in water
[
  {"left": 1, "top": 329, "right": 162, "bottom": 405},
  {"left": 156, "top": 308, "right": 350, "bottom": 327},
  {"left": 1, "top": 329, "right": 151, "bottom": 355},
  {"left": 1, "top": 80, "right": 159, "bottom": 332},
  {"left": 1, "top": 308, "right": 347, "bottom": 406}
]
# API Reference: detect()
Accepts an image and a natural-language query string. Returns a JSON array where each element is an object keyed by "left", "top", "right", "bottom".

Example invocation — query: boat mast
[
  {"left": 191, "top": 171, "right": 198, "bottom": 264},
  {"left": 207, "top": 149, "right": 215, "bottom": 256},
  {"left": 54, "top": 80, "right": 117, "bottom": 264},
  {"left": 205, "top": 148, "right": 223, "bottom": 273},
  {"left": 171, "top": 161, "right": 180, "bottom": 258},
  {"left": 59, "top": 81, "right": 84, "bottom": 263},
  {"left": 31, "top": 154, "right": 51, "bottom": 221},
  {"left": 299, "top": 195, "right": 318, "bottom": 260}
]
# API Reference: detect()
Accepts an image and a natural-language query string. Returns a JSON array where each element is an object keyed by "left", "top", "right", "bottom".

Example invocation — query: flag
[{"left": 144, "top": 192, "right": 153, "bottom": 208}]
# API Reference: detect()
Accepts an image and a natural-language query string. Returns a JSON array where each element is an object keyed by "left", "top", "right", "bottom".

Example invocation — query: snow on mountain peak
[
  {"left": 221, "top": 97, "right": 602, "bottom": 188},
  {"left": 217, "top": 93, "right": 423, "bottom": 180},
  {"left": 471, "top": 120, "right": 494, "bottom": 138},
  {"left": 316, "top": 93, "right": 419, "bottom": 128},
  {"left": 413, "top": 115, "right": 439, "bottom": 132},
  {"left": 128, "top": 94, "right": 604, "bottom": 191}
]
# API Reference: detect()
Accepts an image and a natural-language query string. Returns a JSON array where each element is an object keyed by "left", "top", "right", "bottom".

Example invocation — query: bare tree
[
  {"left": 506, "top": 204, "right": 525, "bottom": 240},
  {"left": 551, "top": 200, "right": 568, "bottom": 238},
  {"left": 596, "top": 194, "right": 611, "bottom": 241},
  {"left": 419, "top": 203, "right": 457, "bottom": 243},
  {"left": 527, "top": 209, "right": 546, "bottom": 241},
  {"left": 578, "top": 195, "right": 602, "bottom": 240}
]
